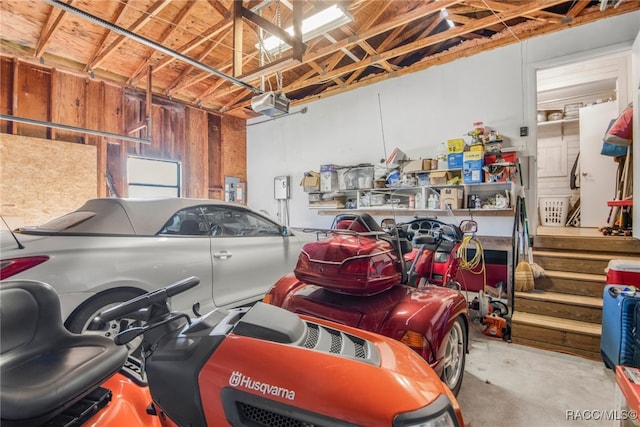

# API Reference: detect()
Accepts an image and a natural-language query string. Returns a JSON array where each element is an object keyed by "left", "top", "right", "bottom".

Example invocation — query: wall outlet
[{"left": 520, "top": 126, "right": 528, "bottom": 137}]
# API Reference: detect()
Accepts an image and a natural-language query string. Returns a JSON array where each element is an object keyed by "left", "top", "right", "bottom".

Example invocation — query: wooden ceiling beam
[
  {"left": 166, "top": 29, "right": 232, "bottom": 95},
  {"left": 128, "top": 1, "right": 198, "bottom": 84},
  {"left": 195, "top": 77, "right": 229, "bottom": 106},
  {"left": 130, "top": 18, "right": 233, "bottom": 85},
  {"left": 86, "top": 0, "right": 171, "bottom": 71},
  {"left": 221, "top": 88, "right": 251, "bottom": 112},
  {"left": 207, "top": 0, "right": 231, "bottom": 19},
  {"left": 35, "top": 1, "right": 72, "bottom": 58},
  {"left": 236, "top": 0, "right": 462, "bottom": 84},
  {"left": 335, "top": 1, "right": 396, "bottom": 85},
  {"left": 392, "top": 16, "right": 444, "bottom": 66},
  {"left": 82, "top": 2, "right": 128, "bottom": 73},
  {"left": 284, "top": 0, "right": 568, "bottom": 92},
  {"left": 465, "top": 0, "right": 564, "bottom": 23},
  {"left": 291, "top": 2, "right": 639, "bottom": 106},
  {"left": 166, "top": 0, "right": 460, "bottom": 103},
  {"left": 566, "top": 0, "right": 591, "bottom": 19}
]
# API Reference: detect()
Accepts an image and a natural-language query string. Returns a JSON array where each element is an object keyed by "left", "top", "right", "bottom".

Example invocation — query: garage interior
[{"left": 1, "top": 1, "right": 640, "bottom": 426}]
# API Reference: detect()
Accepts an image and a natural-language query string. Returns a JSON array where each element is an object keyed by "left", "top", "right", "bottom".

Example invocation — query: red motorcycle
[
  {"left": 264, "top": 213, "right": 471, "bottom": 395},
  {"left": 1, "top": 276, "right": 465, "bottom": 427}
]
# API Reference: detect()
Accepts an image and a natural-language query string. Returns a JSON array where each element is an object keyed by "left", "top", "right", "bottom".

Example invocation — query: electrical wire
[{"left": 456, "top": 235, "right": 488, "bottom": 292}]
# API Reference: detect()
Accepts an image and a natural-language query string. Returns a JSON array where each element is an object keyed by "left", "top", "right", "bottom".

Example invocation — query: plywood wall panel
[
  {"left": 1, "top": 56, "right": 247, "bottom": 204},
  {"left": 0, "top": 134, "right": 97, "bottom": 227},
  {"left": 15, "top": 63, "right": 50, "bottom": 139}
]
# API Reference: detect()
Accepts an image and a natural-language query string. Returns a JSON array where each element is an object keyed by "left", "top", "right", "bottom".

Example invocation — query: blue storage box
[
  {"left": 447, "top": 153, "right": 463, "bottom": 169},
  {"left": 463, "top": 151, "right": 484, "bottom": 184},
  {"left": 601, "top": 285, "right": 640, "bottom": 369}
]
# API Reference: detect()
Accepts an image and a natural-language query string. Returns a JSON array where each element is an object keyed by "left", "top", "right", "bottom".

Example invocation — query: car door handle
[{"left": 213, "top": 251, "right": 232, "bottom": 260}]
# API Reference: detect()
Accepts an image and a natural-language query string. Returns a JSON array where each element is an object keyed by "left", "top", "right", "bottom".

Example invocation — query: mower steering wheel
[{"left": 98, "top": 276, "right": 200, "bottom": 323}]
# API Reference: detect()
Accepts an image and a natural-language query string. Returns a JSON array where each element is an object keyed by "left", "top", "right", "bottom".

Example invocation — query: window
[
  {"left": 159, "top": 206, "right": 282, "bottom": 237},
  {"left": 127, "top": 157, "right": 181, "bottom": 198},
  {"left": 159, "top": 207, "right": 208, "bottom": 236}
]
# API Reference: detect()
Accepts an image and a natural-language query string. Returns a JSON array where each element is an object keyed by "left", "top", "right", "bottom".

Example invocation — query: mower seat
[{"left": 0, "top": 280, "right": 127, "bottom": 426}]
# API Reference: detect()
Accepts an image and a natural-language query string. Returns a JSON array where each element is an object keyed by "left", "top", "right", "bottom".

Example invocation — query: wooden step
[
  {"left": 532, "top": 250, "right": 614, "bottom": 275},
  {"left": 533, "top": 235, "right": 640, "bottom": 254},
  {"left": 514, "top": 291, "right": 602, "bottom": 323},
  {"left": 511, "top": 311, "right": 601, "bottom": 360},
  {"left": 534, "top": 270, "right": 606, "bottom": 298}
]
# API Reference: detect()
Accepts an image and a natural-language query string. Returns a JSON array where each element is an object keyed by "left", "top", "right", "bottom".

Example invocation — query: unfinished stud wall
[{"left": 0, "top": 56, "right": 248, "bottom": 215}]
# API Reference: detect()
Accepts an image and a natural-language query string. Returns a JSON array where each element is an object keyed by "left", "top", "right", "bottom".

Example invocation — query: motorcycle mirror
[
  {"left": 380, "top": 218, "right": 396, "bottom": 229},
  {"left": 459, "top": 220, "right": 478, "bottom": 234}
]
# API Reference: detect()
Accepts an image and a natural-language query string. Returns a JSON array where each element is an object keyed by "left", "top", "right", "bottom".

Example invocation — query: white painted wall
[{"left": 247, "top": 12, "right": 640, "bottom": 236}]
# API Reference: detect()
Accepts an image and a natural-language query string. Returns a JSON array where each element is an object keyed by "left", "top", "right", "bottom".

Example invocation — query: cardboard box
[
  {"left": 447, "top": 138, "right": 464, "bottom": 154},
  {"left": 463, "top": 151, "right": 484, "bottom": 184},
  {"left": 300, "top": 171, "right": 320, "bottom": 192},
  {"left": 430, "top": 171, "right": 453, "bottom": 186},
  {"left": 447, "top": 152, "right": 463, "bottom": 169},
  {"left": 337, "top": 166, "right": 374, "bottom": 190},
  {"left": 483, "top": 152, "right": 517, "bottom": 183},
  {"left": 403, "top": 159, "right": 431, "bottom": 173},
  {"left": 308, "top": 196, "right": 346, "bottom": 209},
  {"left": 440, "top": 187, "right": 464, "bottom": 209}
]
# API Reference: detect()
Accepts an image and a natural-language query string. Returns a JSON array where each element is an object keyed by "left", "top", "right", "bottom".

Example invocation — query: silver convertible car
[{"left": 1, "top": 198, "right": 310, "bottom": 343}]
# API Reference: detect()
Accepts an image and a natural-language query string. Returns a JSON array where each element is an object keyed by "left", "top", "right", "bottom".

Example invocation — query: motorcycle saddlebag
[{"left": 294, "top": 233, "right": 402, "bottom": 295}]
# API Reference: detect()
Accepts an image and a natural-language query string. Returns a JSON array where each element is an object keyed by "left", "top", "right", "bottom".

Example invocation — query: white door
[{"left": 579, "top": 101, "right": 619, "bottom": 227}]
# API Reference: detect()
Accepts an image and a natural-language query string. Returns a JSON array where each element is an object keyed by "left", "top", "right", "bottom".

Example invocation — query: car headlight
[{"left": 393, "top": 394, "right": 460, "bottom": 427}]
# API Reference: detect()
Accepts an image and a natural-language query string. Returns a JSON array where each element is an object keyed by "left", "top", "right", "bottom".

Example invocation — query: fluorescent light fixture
[{"left": 258, "top": 4, "right": 352, "bottom": 54}]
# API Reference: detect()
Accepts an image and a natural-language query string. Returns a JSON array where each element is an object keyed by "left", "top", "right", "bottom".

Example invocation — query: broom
[
  {"left": 514, "top": 165, "right": 545, "bottom": 292},
  {"left": 514, "top": 227, "right": 535, "bottom": 292}
]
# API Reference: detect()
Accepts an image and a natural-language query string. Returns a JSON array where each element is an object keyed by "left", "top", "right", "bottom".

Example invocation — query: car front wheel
[{"left": 440, "top": 316, "right": 466, "bottom": 396}]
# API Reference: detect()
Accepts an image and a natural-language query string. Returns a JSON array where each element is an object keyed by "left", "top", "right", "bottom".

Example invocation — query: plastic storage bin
[
  {"left": 539, "top": 196, "right": 569, "bottom": 226},
  {"left": 607, "top": 260, "right": 640, "bottom": 287}
]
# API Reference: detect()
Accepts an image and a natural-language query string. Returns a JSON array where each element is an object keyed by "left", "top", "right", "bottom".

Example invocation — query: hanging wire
[{"left": 481, "top": 0, "right": 521, "bottom": 42}]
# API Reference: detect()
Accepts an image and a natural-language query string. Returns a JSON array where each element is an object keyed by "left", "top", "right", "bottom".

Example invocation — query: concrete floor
[{"left": 457, "top": 326, "right": 617, "bottom": 427}]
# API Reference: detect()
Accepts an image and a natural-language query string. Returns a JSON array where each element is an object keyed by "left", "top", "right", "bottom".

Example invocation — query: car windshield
[
  {"left": 158, "top": 205, "right": 283, "bottom": 237},
  {"left": 24, "top": 211, "right": 95, "bottom": 232}
]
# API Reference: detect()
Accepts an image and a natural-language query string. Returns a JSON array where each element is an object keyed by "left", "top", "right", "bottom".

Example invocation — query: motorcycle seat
[{"left": 0, "top": 280, "right": 128, "bottom": 426}]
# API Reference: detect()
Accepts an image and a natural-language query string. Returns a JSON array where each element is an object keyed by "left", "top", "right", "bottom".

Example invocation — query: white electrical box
[{"left": 274, "top": 176, "right": 290, "bottom": 200}]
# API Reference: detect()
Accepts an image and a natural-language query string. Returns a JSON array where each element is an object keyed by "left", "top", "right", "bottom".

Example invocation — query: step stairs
[{"left": 510, "top": 233, "right": 640, "bottom": 361}]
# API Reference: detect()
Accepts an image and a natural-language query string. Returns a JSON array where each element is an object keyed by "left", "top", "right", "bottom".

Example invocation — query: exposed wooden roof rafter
[{"left": 1, "top": 0, "right": 638, "bottom": 119}]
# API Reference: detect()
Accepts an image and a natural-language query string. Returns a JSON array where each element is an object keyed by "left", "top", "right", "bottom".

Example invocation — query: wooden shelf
[
  {"left": 537, "top": 117, "right": 579, "bottom": 127},
  {"left": 315, "top": 208, "right": 515, "bottom": 216}
]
